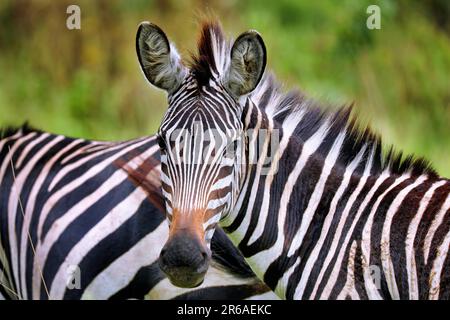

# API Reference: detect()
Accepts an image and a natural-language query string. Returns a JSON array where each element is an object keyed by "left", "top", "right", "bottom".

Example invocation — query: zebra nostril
[
  {"left": 199, "top": 248, "right": 210, "bottom": 263},
  {"left": 160, "top": 248, "right": 167, "bottom": 260}
]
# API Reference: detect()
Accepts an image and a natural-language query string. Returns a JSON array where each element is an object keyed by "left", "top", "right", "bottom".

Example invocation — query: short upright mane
[
  {"left": 188, "top": 21, "right": 438, "bottom": 178},
  {"left": 190, "top": 21, "right": 230, "bottom": 86},
  {"left": 252, "top": 73, "right": 438, "bottom": 177},
  {"left": 0, "top": 122, "right": 40, "bottom": 139}
]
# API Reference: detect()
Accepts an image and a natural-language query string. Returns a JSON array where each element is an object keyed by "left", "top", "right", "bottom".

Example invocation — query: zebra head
[{"left": 136, "top": 21, "right": 266, "bottom": 287}]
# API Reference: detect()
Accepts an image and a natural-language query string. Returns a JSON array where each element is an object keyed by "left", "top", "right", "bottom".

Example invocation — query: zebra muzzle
[{"left": 159, "top": 231, "right": 211, "bottom": 288}]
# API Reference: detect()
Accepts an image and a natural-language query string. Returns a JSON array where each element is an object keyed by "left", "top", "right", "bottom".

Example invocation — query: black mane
[
  {"left": 254, "top": 74, "right": 438, "bottom": 178},
  {"left": 189, "top": 20, "right": 227, "bottom": 86},
  {"left": 0, "top": 122, "right": 41, "bottom": 139}
]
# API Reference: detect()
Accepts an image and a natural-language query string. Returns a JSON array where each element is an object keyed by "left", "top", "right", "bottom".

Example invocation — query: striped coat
[
  {"left": 134, "top": 20, "right": 450, "bottom": 300},
  {"left": 0, "top": 125, "right": 276, "bottom": 300}
]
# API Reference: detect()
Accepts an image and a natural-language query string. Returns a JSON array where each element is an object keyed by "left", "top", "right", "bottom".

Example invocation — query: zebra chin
[{"left": 161, "top": 266, "right": 207, "bottom": 288}]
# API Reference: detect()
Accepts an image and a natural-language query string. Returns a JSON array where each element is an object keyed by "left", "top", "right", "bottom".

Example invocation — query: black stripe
[
  {"left": 390, "top": 180, "right": 432, "bottom": 299},
  {"left": 61, "top": 197, "right": 165, "bottom": 299},
  {"left": 41, "top": 178, "right": 137, "bottom": 299},
  {"left": 110, "top": 262, "right": 165, "bottom": 300}
]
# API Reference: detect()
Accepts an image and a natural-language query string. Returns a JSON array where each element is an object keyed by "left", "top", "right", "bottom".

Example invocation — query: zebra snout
[{"left": 159, "top": 233, "right": 211, "bottom": 288}]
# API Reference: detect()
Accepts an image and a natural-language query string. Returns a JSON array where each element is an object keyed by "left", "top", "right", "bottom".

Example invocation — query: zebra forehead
[{"left": 160, "top": 105, "right": 241, "bottom": 138}]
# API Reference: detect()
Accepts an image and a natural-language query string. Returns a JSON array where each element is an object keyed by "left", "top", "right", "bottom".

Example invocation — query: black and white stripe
[
  {"left": 150, "top": 21, "right": 450, "bottom": 300},
  {"left": 223, "top": 97, "right": 449, "bottom": 300},
  {"left": 0, "top": 125, "right": 277, "bottom": 300}
]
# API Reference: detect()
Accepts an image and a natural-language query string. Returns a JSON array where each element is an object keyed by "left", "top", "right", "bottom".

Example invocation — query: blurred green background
[{"left": 0, "top": 0, "right": 449, "bottom": 175}]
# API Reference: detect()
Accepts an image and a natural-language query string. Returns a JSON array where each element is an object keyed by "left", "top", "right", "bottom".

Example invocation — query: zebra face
[{"left": 136, "top": 21, "right": 266, "bottom": 288}]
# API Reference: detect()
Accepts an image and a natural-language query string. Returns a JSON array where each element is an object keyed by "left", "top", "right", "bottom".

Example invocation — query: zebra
[
  {"left": 0, "top": 124, "right": 278, "bottom": 300},
  {"left": 135, "top": 20, "right": 450, "bottom": 299}
]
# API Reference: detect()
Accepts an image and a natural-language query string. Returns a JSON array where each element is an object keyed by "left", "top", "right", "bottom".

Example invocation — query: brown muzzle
[{"left": 159, "top": 209, "right": 211, "bottom": 288}]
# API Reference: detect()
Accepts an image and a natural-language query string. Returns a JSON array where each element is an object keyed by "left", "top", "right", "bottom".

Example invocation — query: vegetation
[{"left": 0, "top": 0, "right": 449, "bottom": 175}]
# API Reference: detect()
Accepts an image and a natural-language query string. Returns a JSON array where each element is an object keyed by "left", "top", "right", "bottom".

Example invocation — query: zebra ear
[
  {"left": 136, "top": 22, "right": 187, "bottom": 93},
  {"left": 224, "top": 30, "right": 267, "bottom": 97}
]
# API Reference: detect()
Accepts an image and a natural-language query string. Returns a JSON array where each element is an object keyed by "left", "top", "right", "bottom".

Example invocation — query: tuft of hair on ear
[{"left": 189, "top": 20, "right": 226, "bottom": 86}]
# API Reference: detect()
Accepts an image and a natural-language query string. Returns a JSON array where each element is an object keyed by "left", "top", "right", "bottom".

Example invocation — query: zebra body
[
  {"left": 0, "top": 126, "right": 276, "bottom": 300},
  {"left": 135, "top": 20, "right": 450, "bottom": 299}
]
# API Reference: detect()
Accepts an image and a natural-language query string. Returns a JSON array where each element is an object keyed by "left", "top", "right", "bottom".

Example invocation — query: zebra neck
[
  {"left": 221, "top": 101, "right": 376, "bottom": 299},
  {"left": 221, "top": 105, "right": 447, "bottom": 300},
  {"left": 223, "top": 131, "right": 317, "bottom": 297},
  {"left": 221, "top": 100, "right": 338, "bottom": 297}
]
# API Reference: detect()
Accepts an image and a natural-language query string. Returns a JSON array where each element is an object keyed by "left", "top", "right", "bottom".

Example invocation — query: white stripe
[
  {"left": 60, "top": 141, "right": 107, "bottom": 165},
  {"left": 359, "top": 174, "right": 411, "bottom": 300},
  {"left": 206, "top": 196, "right": 229, "bottom": 211},
  {"left": 287, "top": 131, "right": 346, "bottom": 256},
  {"left": 20, "top": 139, "right": 84, "bottom": 299},
  {"left": 307, "top": 151, "right": 377, "bottom": 299},
  {"left": 0, "top": 130, "right": 23, "bottom": 152},
  {"left": 293, "top": 145, "right": 366, "bottom": 299},
  {"left": 0, "top": 133, "right": 36, "bottom": 187},
  {"left": 245, "top": 291, "right": 280, "bottom": 300},
  {"left": 236, "top": 120, "right": 329, "bottom": 289},
  {"left": 423, "top": 194, "right": 450, "bottom": 264},
  {"left": 336, "top": 240, "right": 359, "bottom": 300},
  {"left": 16, "top": 134, "right": 50, "bottom": 168},
  {"left": 81, "top": 220, "right": 168, "bottom": 299},
  {"left": 203, "top": 214, "right": 221, "bottom": 230},
  {"left": 246, "top": 109, "right": 306, "bottom": 246},
  {"left": 49, "top": 187, "right": 150, "bottom": 299},
  {"left": 405, "top": 180, "right": 446, "bottom": 299},
  {"left": 204, "top": 229, "right": 215, "bottom": 242},
  {"left": 428, "top": 226, "right": 450, "bottom": 299},
  {"left": 8, "top": 135, "right": 63, "bottom": 299},
  {"left": 48, "top": 138, "right": 144, "bottom": 191},
  {"left": 160, "top": 170, "right": 171, "bottom": 187},
  {"left": 210, "top": 175, "right": 232, "bottom": 192},
  {"left": 274, "top": 257, "right": 300, "bottom": 299},
  {"left": 33, "top": 143, "right": 158, "bottom": 299},
  {"left": 381, "top": 175, "right": 427, "bottom": 300}
]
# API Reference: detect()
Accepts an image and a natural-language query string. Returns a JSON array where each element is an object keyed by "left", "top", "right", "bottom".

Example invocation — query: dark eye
[
  {"left": 225, "top": 139, "right": 239, "bottom": 155},
  {"left": 157, "top": 136, "right": 166, "bottom": 151}
]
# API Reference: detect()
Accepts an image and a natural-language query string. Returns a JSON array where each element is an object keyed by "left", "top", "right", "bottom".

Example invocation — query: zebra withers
[
  {"left": 0, "top": 125, "right": 277, "bottom": 300},
  {"left": 135, "top": 20, "right": 450, "bottom": 299}
]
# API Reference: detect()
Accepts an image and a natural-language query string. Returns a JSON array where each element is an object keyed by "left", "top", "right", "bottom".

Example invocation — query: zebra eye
[
  {"left": 157, "top": 136, "right": 166, "bottom": 151},
  {"left": 225, "top": 139, "right": 239, "bottom": 155}
]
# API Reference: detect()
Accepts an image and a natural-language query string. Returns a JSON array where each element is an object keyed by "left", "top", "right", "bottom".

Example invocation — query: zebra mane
[
  {"left": 251, "top": 74, "right": 438, "bottom": 178},
  {"left": 190, "top": 21, "right": 438, "bottom": 178},
  {"left": 0, "top": 122, "right": 41, "bottom": 139},
  {"left": 190, "top": 20, "right": 230, "bottom": 86}
]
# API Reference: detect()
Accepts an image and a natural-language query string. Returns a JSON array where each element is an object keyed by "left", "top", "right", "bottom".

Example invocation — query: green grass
[{"left": 0, "top": 0, "right": 449, "bottom": 175}]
